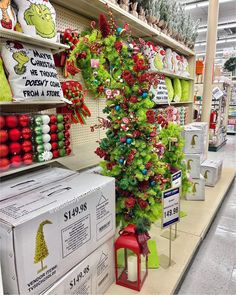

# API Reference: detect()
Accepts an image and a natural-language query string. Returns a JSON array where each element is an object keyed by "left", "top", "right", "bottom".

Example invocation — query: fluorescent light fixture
[
  {"left": 185, "top": 0, "right": 234, "bottom": 10},
  {"left": 196, "top": 50, "right": 224, "bottom": 56},
  {"left": 198, "top": 22, "right": 236, "bottom": 33},
  {"left": 196, "top": 38, "right": 236, "bottom": 47}
]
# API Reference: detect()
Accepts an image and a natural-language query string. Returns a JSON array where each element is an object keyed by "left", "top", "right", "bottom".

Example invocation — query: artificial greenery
[
  {"left": 224, "top": 57, "right": 236, "bottom": 73},
  {"left": 68, "top": 12, "right": 189, "bottom": 230}
]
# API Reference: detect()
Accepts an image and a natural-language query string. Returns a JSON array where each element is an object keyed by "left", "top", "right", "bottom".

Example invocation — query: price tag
[
  {"left": 162, "top": 187, "right": 180, "bottom": 229},
  {"left": 171, "top": 170, "right": 182, "bottom": 188},
  {"left": 212, "top": 87, "right": 224, "bottom": 100}
]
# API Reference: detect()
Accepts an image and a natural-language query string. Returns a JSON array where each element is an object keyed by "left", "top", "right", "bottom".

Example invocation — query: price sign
[
  {"left": 162, "top": 187, "right": 180, "bottom": 229},
  {"left": 212, "top": 87, "right": 224, "bottom": 100},
  {"left": 171, "top": 170, "right": 182, "bottom": 188}
]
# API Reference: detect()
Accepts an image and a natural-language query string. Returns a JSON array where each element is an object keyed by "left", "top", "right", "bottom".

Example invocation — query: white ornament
[
  {"left": 42, "top": 124, "right": 50, "bottom": 134},
  {"left": 41, "top": 115, "right": 50, "bottom": 125},
  {"left": 42, "top": 134, "right": 51, "bottom": 143},
  {"left": 44, "top": 143, "right": 52, "bottom": 151},
  {"left": 42, "top": 151, "right": 53, "bottom": 161}
]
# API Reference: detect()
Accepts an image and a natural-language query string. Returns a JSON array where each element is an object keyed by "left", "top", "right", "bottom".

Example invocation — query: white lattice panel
[{"left": 55, "top": 4, "right": 106, "bottom": 169}]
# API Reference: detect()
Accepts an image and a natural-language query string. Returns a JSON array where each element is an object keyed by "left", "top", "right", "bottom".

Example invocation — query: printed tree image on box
[
  {"left": 192, "top": 182, "right": 198, "bottom": 195},
  {"left": 191, "top": 135, "right": 198, "bottom": 148},
  {"left": 34, "top": 220, "right": 52, "bottom": 274},
  {"left": 187, "top": 159, "right": 193, "bottom": 171},
  {"left": 203, "top": 170, "right": 210, "bottom": 180}
]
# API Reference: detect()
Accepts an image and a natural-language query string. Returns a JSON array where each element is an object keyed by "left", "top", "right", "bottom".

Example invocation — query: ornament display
[{"left": 0, "top": 114, "right": 33, "bottom": 171}]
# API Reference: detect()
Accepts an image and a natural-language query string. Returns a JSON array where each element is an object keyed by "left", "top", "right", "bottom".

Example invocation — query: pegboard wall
[{"left": 55, "top": 4, "right": 107, "bottom": 156}]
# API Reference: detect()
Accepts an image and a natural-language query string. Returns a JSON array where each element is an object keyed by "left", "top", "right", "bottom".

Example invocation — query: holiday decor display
[
  {"left": 33, "top": 113, "right": 72, "bottom": 162},
  {"left": 0, "top": 57, "right": 13, "bottom": 102},
  {"left": 0, "top": 0, "right": 16, "bottom": 30},
  {"left": 1, "top": 41, "right": 63, "bottom": 101},
  {"left": 159, "top": 122, "right": 190, "bottom": 197},
  {"left": 136, "top": 0, "right": 199, "bottom": 49},
  {"left": 115, "top": 224, "right": 150, "bottom": 291},
  {"left": 57, "top": 81, "right": 91, "bottom": 124},
  {"left": 0, "top": 114, "right": 33, "bottom": 171},
  {"left": 68, "top": 12, "right": 172, "bottom": 230},
  {"left": 14, "top": 0, "right": 57, "bottom": 41},
  {"left": 155, "top": 106, "right": 188, "bottom": 126}
]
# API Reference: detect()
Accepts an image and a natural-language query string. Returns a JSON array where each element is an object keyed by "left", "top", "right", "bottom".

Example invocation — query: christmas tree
[{"left": 34, "top": 220, "right": 52, "bottom": 273}]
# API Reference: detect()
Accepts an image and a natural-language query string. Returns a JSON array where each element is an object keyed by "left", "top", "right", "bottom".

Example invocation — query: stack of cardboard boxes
[
  {"left": 0, "top": 168, "right": 116, "bottom": 295},
  {"left": 183, "top": 122, "right": 223, "bottom": 200},
  {"left": 183, "top": 123, "right": 208, "bottom": 201}
]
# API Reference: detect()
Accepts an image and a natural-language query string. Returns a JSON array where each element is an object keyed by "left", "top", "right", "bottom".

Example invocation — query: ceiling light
[
  {"left": 198, "top": 22, "right": 236, "bottom": 33},
  {"left": 185, "top": 0, "right": 234, "bottom": 10},
  {"left": 195, "top": 38, "right": 236, "bottom": 46},
  {"left": 196, "top": 50, "right": 224, "bottom": 56}
]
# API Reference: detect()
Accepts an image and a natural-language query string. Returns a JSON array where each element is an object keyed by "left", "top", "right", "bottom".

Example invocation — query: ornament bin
[{"left": 186, "top": 174, "right": 205, "bottom": 201}]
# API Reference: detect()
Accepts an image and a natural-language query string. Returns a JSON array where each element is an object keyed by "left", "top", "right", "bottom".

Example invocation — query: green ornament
[
  {"left": 59, "top": 148, "right": 66, "bottom": 157},
  {"left": 35, "top": 116, "right": 43, "bottom": 126},
  {"left": 35, "top": 135, "right": 43, "bottom": 145},
  {"left": 57, "top": 123, "right": 64, "bottom": 131},
  {"left": 57, "top": 114, "right": 64, "bottom": 123},
  {"left": 58, "top": 140, "right": 64, "bottom": 148},
  {"left": 34, "top": 126, "right": 42, "bottom": 135},
  {"left": 38, "top": 154, "right": 44, "bottom": 162},
  {"left": 57, "top": 132, "right": 64, "bottom": 141},
  {"left": 37, "top": 145, "right": 44, "bottom": 153}
]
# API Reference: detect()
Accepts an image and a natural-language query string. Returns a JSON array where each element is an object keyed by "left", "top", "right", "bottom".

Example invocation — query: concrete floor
[{"left": 178, "top": 135, "right": 236, "bottom": 295}]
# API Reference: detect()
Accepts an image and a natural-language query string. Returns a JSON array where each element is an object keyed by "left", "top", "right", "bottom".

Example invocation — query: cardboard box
[
  {"left": 190, "top": 122, "right": 208, "bottom": 161},
  {"left": 201, "top": 159, "right": 223, "bottom": 187},
  {"left": 42, "top": 238, "right": 115, "bottom": 295},
  {"left": 0, "top": 173, "right": 115, "bottom": 295},
  {"left": 182, "top": 125, "right": 204, "bottom": 154},
  {"left": 186, "top": 174, "right": 205, "bottom": 201},
  {"left": 0, "top": 167, "right": 76, "bottom": 202},
  {"left": 185, "top": 154, "right": 204, "bottom": 178}
]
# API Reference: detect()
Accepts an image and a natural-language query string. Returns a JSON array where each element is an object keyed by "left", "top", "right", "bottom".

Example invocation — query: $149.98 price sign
[{"left": 162, "top": 187, "right": 180, "bottom": 229}]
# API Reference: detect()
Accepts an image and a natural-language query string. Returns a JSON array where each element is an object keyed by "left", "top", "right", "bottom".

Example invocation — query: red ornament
[
  {"left": 64, "top": 123, "right": 71, "bottom": 130},
  {"left": 10, "top": 155, "right": 22, "bottom": 168},
  {"left": 9, "top": 142, "right": 21, "bottom": 154},
  {"left": 125, "top": 197, "right": 136, "bottom": 209},
  {"left": 65, "top": 140, "right": 70, "bottom": 147},
  {"left": 0, "top": 144, "right": 9, "bottom": 157},
  {"left": 19, "top": 114, "right": 30, "bottom": 127},
  {"left": 66, "top": 147, "right": 72, "bottom": 155},
  {"left": 0, "top": 130, "right": 8, "bottom": 143},
  {"left": 64, "top": 131, "right": 70, "bottom": 138},
  {"left": 22, "top": 140, "right": 33, "bottom": 153},
  {"left": 138, "top": 199, "right": 148, "bottom": 209},
  {"left": 50, "top": 133, "right": 58, "bottom": 141},
  {"left": 22, "top": 128, "right": 32, "bottom": 139},
  {"left": 64, "top": 115, "right": 70, "bottom": 123},
  {"left": 6, "top": 115, "right": 18, "bottom": 128},
  {"left": 9, "top": 128, "right": 21, "bottom": 141},
  {"left": 50, "top": 124, "right": 58, "bottom": 133},
  {"left": 51, "top": 142, "right": 58, "bottom": 150},
  {"left": 0, "top": 158, "right": 10, "bottom": 171},
  {"left": 22, "top": 153, "right": 33, "bottom": 165},
  {"left": 99, "top": 14, "right": 111, "bottom": 38},
  {"left": 0, "top": 116, "right": 5, "bottom": 129},
  {"left": 50, "top": 115, "right": 57, "bottom": 124},
  {"left": 53, "top": 150, "right": 59, "bottom": 158},
  {"left": 130, "top": 96, "right": 138, "bottom": 103}
]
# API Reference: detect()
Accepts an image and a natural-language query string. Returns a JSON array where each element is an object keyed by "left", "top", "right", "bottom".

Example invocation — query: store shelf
[
  {"left": 209, "top": 139, "right": 227, "bottom": 152},
  {"left": 106, "top": 167, "right": 235, "bottom": 295},
  {"left": 155, "top": 101, "right": 193, "bottom": 106},
  {"left": 150, "top": 69, "right": 194, "bottom": 80},
  {"left": 0, "top": 27, "right": 69, "bottom": 53},
  {"left": 52, "top": 0, "right": 195, "bottom": 56},
  {"left": 0, "top": 100, "right": 65, "bottom": 112},
  {"left": 0, "top": 159, "right": 62, "bottom": 178}
]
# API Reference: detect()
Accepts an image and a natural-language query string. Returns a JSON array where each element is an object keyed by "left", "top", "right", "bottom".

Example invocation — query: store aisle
[{"left": 178, "top": 135, "right": 236, "bottom": 295}]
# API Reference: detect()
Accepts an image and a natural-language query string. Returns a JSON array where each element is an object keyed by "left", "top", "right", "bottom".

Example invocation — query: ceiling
[{"left": 179, "top": 0, "right": 236, "bottom": 63}]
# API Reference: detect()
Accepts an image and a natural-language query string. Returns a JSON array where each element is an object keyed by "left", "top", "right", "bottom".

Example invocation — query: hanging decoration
[{"left": 57, "top": 81, "right": 91, "bottom": 124}]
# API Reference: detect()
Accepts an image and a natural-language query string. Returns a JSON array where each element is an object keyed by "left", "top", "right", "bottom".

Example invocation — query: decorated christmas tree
[{"left": 68, "top": 12, "right": 171, "bottom": 230}]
